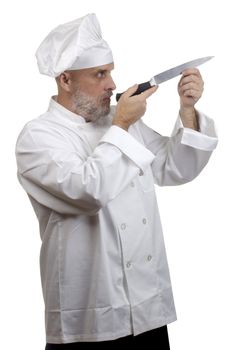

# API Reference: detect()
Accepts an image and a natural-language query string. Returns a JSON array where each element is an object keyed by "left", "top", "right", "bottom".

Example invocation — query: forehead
[{"left": 89, "top": 62, "right": 115, "bottom": 73}]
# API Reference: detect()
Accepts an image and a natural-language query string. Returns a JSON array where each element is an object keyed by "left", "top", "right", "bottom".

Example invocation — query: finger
[
  {"left": 123, "top": 84, "right": 139, "bottom": 98},
  {"left": 183, "top": 89, "right": 201, "bottom": 99},
  {"left": 139, "top": 85, "right": 158, "bottom": 99},
  {"left": 179, "top": 82, "right": 203, "bottom": 94},
  {"left": 179, "top": 75, "right": 204, "bottom": 90},
  {"left": 179, "top": 74, "right": 202, "bottom": 87},
  {"left": 181, "top": 68, "right": 201, "bottom": 77},
  {"left": 180, "top": 89, "right": 202, "bottom": 99}
]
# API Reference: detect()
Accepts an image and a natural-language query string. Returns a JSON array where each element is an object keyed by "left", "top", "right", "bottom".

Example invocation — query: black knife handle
[{"left": 116, "top": 81, "right": 152, "bottom": 102}]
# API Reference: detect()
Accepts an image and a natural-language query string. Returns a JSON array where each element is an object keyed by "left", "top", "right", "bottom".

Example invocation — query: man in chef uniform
[{"left": 16, "top": 13, "right": 218, "bottom": 349}]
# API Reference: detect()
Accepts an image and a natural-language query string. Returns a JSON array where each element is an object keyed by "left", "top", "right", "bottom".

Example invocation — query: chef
[{"left": 15, "top": 13, "right": 218, "bottom": 349}]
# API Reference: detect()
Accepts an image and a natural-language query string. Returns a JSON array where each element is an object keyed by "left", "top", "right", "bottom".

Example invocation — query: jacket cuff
[
  {"left": 99, "top": 125, "right": 155, "bottom": 174},
  {"left": 173, "top": 111, "right": 218, "bottom": 151}
]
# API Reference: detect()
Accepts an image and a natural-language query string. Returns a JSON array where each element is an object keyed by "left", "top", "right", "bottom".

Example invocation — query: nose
[{"left": 106, "top": 75, "right": 116, "bottom": 91}]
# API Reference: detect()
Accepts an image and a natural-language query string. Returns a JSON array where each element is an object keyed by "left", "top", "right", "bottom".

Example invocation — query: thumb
[{"left": 123, "top": 84, "right": 139, "bottom": 98}]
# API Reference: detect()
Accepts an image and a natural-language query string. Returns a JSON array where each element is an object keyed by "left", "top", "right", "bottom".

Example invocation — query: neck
[{"left": 56, "top": 93, "right": 79, "bottom": 115}]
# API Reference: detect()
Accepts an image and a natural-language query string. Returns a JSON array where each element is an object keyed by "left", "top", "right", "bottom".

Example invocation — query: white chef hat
[{"left": 35, "top": 13, "right": 113, "bottom": 77}]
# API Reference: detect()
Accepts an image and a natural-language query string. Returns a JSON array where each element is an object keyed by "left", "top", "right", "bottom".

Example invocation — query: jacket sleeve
[
  {"left": 137, "top": 111, "right": 218, "bottom": 186},
  {"left": 16, "top": 123, "right": 155, "bottom": 215}
]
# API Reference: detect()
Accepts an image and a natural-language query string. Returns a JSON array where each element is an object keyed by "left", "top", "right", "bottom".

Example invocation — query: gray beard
[{"left": 71, "top": 90, "right": 111, "bottom": 122}]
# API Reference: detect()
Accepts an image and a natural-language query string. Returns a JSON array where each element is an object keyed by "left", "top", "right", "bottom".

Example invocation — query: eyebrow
[
  {"left": 93, "top": 66, "right": 114, "bottom": 74},
  {"left": 94, "top": 69, "right": 108, "bottom": 74}
]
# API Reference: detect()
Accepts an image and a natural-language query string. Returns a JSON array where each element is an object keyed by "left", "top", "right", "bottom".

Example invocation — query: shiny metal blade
[{"left": 150, "top": 56, "right": 214, "bottom": 85}]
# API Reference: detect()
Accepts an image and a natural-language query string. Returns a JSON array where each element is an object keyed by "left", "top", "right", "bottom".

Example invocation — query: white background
[{"left": 0, "top": 0, "right": 232, "bottom": 349}]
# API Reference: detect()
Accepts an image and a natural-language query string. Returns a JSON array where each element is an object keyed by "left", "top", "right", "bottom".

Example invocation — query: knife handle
[{"left": 116, "top": 81, "right": 151, "bottom": 102}]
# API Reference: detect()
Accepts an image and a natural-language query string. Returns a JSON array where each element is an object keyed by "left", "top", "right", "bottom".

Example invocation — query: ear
[{"left": 57, "top": 72, "right": 72, "bottom": 92}]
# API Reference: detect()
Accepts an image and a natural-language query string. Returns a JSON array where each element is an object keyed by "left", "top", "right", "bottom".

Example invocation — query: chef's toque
[{"left": 35, "top": 13, "right": 113, "bottom": 77}]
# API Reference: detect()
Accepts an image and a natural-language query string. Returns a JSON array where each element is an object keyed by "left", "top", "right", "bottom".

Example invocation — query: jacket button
[
  {"left": 121, "top": 223, "right": 126, "bottom": 230},
  {"left": 142, "top": 218, "right": 147, "bottom": 225},
  {"left": 139, "top": 169, "right": 143, "bottom": 176},
  {"left": 126, "top": 261, "right": 131, "bottom": 268},
  {"left": 147, "top": 255, "right": 152, "bottom": 261}
]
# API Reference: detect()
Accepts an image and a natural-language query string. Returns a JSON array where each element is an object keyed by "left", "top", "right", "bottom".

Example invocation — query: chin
[{"left": 100, "top": 104, "right": 111, "bottom": 116}]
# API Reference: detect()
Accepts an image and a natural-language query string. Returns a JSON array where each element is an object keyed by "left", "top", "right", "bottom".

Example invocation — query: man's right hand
[{"left": 112, "top": 84, "right": 158, "bottom": 131}]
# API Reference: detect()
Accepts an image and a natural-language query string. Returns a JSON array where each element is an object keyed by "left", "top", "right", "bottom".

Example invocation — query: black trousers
[{"left": 45, "top": 325, "right": 170, "bottom": 349}]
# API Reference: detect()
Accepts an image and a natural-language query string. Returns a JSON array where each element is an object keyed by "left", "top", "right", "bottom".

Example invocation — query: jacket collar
[{"left": 48, "top": 96, "right": 86, "bottom": 124}]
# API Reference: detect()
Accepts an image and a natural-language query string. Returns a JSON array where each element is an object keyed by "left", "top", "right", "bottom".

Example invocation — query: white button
[
  {"left": 121, "top": 223, "right": 126, "bottom": 230},
  {"left": 130, "top": 181, "right": 135, "bottom": 187},
  {"left": 126, "top": 261, "right": 131, "bottom": 268},
  {"left": 142, "top": 218, "right": 147, "bottom": 225},
  {"left": 139, "top": 169, "right": 143, "bottom": 176},
  {"left": 147, "top": 255, "right": 152, "bottom": 261}
]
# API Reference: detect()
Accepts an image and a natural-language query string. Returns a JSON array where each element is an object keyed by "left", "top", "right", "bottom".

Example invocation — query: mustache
[{"left": 102, "top": 91, "right": 113, "bottom": 99}]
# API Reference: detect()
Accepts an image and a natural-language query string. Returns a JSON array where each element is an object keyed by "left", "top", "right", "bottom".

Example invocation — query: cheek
[
  {"left": 87, "top": 87, "right": 105, "bottom": 100},
  {"left": 72, "top": 78, "right": 104, "bottom": 97},
  {"left": 70, "top": 82, "right": 80, "bottom": 95},
  {"left": 88, "top": 87, "right": 101, "bottom": 96},
  {"left": 84, "top": 78, "right": 106, "bottom": 94}
]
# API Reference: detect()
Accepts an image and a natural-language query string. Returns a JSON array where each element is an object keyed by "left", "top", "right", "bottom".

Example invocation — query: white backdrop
[{"left": 1, "top": 0, "right": 232, "bottom": 349}]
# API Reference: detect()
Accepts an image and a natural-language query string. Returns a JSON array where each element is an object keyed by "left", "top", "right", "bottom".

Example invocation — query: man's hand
[
  {"left": 178, "top": 68, "right": 204, "bottom": 107},
  {"left": 178, "top": 68, "right": 204, "bottom": 130},
  {"left": 113, "top": 84, "right": 158, "bottom": 131}
]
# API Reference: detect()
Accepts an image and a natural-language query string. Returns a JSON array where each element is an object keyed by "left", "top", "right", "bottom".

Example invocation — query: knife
[{"left": 116, "top": 56, "right": 214, "bottom": 101}]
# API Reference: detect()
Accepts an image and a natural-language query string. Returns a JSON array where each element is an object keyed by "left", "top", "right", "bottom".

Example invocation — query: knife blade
[{"left": 116, "top": 56, "right": 214, "bottom": 101}]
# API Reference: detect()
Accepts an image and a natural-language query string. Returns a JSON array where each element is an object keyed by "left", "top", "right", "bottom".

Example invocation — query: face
[{"left": 66, "top": 63, "right": 116, "bottom": 122}]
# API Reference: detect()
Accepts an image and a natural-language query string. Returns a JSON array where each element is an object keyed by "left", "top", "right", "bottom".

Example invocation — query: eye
[{"left": 96, "top": 71, "right": 106, "bottom": 79}]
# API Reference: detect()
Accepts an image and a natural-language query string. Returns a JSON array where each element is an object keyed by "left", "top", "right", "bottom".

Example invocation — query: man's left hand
[{"left": 178, "top": 68, "right": 204, "bottom": 108}]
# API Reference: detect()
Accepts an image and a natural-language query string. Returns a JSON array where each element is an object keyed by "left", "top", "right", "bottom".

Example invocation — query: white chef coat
[{"left": 16, "top": 97, "right": 218, "bottom": 344}]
